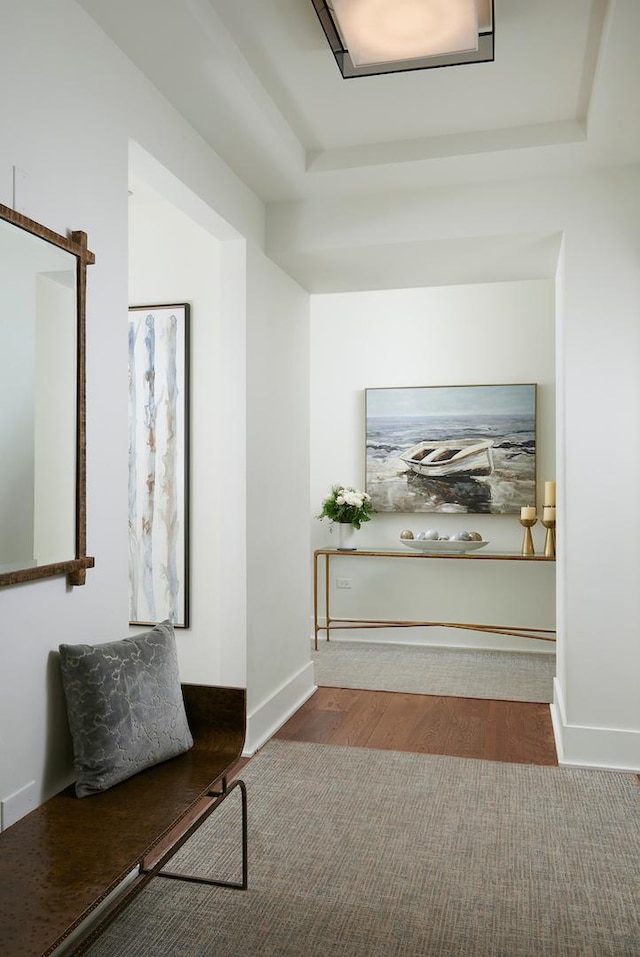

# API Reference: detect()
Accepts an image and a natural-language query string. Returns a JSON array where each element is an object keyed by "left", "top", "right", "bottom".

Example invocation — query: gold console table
[{"left": 313, "top": 548, "right": 556, "bottom": 651}]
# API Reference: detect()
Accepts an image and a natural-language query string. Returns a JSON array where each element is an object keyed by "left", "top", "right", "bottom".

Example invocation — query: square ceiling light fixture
[{"left": 311, "top": 0, "right": 494, "bottom": 78}]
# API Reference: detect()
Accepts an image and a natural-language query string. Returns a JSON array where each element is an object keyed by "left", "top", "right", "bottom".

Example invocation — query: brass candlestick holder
[
  {"left": 520, "top": 516, "right": 537, "bottom": 556},
  {"left": 542, "top": 508, "right": 556, "bottom": 558}
]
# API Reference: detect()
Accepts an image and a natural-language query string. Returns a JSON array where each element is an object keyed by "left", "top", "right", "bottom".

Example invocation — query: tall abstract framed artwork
[
  {"left": 365, "top": 383, "right": 536, "bottom": 514},
  {"left": 128, "top": 303, "right": 190, "bottom": 627}
]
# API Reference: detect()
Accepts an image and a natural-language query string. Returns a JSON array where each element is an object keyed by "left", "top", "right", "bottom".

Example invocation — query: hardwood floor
[{"left": 275, "top": 686, "right": 558, "bottom": 766}]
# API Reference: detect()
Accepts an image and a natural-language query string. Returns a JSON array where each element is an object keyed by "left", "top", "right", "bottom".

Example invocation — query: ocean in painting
[{"left": 366, "top": 412, "right": 535, "bottom": 514}]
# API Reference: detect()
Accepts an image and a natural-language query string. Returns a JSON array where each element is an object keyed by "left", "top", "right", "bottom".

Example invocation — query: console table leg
[
  {"left": 325, "top": 553, "right": 331, "bottom": 641},
  {"left": 313, "top": 551, "right": 319, "bottom": 650}
]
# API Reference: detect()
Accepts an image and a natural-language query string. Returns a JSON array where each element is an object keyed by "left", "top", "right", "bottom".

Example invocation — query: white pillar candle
[
  {"left": 543, "top": 506, "right": 556, "bottom": 523},
  {"left": 521, "top": 506, "right": 537, "bottom": 522},
  {"left": 544, "top": 481, "right": 556, "bottom": 506}
]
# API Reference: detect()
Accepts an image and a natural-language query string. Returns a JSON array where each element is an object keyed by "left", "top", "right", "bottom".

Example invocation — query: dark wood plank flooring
[{"left": 275, "top": 686, "right": 558, "bottom": 766}]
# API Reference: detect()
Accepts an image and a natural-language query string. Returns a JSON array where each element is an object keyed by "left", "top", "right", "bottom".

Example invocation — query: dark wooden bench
[{"left": 0, "top": 684, "right": 247, "bottom": 957}]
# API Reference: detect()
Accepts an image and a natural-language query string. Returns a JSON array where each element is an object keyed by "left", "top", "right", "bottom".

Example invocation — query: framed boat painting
[
  {"left": 128, "top": 303, "right": 190, "bottom": 627},
  {"left": 365, "top": 384, "right": 536, "bottom": 514}
]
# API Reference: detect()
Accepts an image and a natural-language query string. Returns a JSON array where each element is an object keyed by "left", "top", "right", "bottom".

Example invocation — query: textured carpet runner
[
  {"left": 85, "top": 740, "right": 640, "bottom": 957},
  {"left": 313, "top": 639, "right": 556, "bottom": 702}
]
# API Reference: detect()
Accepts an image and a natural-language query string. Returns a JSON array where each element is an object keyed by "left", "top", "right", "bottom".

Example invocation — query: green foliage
[{"left": 317, "top": 484, "right": 374, "bottom": 530}]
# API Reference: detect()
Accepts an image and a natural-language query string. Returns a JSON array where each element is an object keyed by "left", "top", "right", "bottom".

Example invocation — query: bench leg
[
  {"left": 149, "top": 778, "right": 248, "bottom": 890},
  {"left": 64, "top": 781, "right": 248, "bottom": 956}
]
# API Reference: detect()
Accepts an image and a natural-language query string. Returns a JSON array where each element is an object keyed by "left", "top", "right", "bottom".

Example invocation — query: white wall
[
  {"left": 128, "top": 196, "right": 248, "bottom": 686},
  {"left": 554, "top": 169, "right": 640, "bottom": 770},
  {"left": 311, "top": 280, "right": 556, "bottom": 652},
  {"left": 0, "top": 0, "right": 311, "bottom": 818},
  {"left": 245, "top": 244, "right": 314, "bottom": 752},
  {"left": 281, "top": 165, "right": 640, "bottom": 770},
  {"left": 129, "top": 188, "right": 315, "bottom": 752}
]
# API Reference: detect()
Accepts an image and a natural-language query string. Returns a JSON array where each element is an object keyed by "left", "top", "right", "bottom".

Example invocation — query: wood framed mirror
[{"left": 0, "top": 203, "right": 94, "bottom": 587}]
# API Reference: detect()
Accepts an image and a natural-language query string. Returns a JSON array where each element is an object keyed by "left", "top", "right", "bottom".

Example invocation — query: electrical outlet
[{"left": 336, "top": 578, "right": 352, "bottom": 589}]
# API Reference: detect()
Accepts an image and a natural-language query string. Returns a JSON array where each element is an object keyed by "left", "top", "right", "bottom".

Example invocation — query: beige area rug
[
  {"left": 85, "top": 740, "right": 640, "bottom": 957},
  {"left": 312, "top": 639, "right": 556, "bottom": 703}
]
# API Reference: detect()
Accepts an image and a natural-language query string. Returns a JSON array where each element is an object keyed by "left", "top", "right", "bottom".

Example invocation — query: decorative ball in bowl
[{"left": 399, "top": 530, "right": 488, "bottom": 553}]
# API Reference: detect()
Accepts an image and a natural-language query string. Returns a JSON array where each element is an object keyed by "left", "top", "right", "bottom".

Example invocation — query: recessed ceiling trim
[{"left": 307, "top": 120, "right": 588, "bottom": 173}]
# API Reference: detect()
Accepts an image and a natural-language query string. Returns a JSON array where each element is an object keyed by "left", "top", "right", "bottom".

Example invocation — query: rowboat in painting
[{"left": 400, "top": 439, "right": 495, "bottom": 478}]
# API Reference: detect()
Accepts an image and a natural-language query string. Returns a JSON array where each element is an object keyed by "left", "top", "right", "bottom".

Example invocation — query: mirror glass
[
  {"left": 0, "top": 204, "right": 93, "bottom": 586},
  {"left": 0, "top": 221, "right": 77, "bottom": 573}
]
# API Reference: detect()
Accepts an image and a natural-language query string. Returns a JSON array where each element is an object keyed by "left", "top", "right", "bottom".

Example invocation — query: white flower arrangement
[{"left": 317, "top": 484, "right": 374, "bottom": 529}]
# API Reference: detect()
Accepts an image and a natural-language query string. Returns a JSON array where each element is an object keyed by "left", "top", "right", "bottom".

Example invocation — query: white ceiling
[{"left": 77, "top": 0, "right": 640, "bottom": 206}]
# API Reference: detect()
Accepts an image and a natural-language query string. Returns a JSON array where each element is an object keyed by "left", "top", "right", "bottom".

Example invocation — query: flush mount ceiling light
[{"left": 311, "top": 0, "right": 494, "bottom": 78}]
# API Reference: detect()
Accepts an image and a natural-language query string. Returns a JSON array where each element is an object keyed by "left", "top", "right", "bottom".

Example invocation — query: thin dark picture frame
[{"left": 128, "top": 303, "right": 190, "bottom": 627}]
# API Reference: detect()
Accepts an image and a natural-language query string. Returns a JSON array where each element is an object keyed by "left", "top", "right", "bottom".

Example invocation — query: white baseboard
[
  {"left": 551, "top": 678, "right": 640, "bottom": 772},
  {"left": 244, "top": 661, "right": 316, "bottom": 756}
]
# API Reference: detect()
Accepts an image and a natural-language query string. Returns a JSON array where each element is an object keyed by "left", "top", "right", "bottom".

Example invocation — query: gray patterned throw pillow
[{"left": 58, "top": 620, "right": 193, "bottom": 798}]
